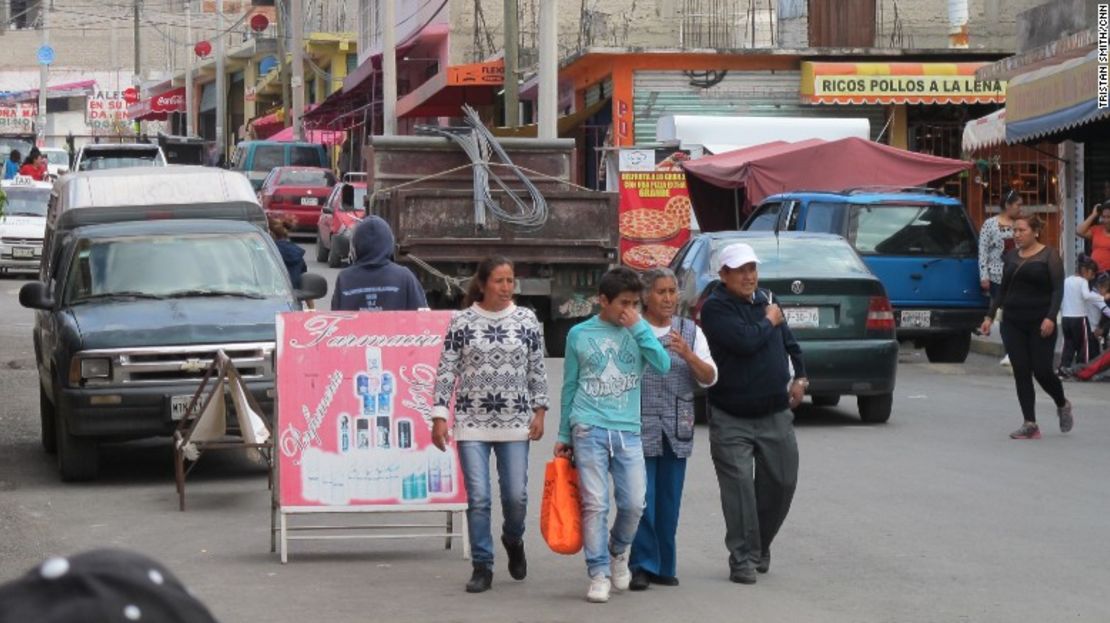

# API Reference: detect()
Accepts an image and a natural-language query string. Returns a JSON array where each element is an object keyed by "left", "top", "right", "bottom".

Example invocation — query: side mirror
[
  {"left": 321, "top": 205, "right": 333, "bottom": 215},
  {"left": 295, "top": 273, "right": 328, "bottom": 302},
  {"left": 19, "top": 282, "right": 55, "bottom": 310}
]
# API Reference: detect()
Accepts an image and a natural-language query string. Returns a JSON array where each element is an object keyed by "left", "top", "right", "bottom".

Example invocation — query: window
[
  {"left": 849, "top": 204, "right": 977, "bottom": 257},
  {"left": 278, "top": 169, "right": 336, "bottom": 186},
  {"left": 230, "top": 146, "right": 246, "bottom": 169},
  {"left": 252, "top": 145, "right": 285, "bottom": 172},
  {"left": 802, "top": 202, "right": 846, "bottom": 233},
  {"left": 712, "top": 236, "right": 871, "bottom": 277},
  {"left": 290, "top": 146, "right": 323, "bottom": 167},
  {"left": 746, "top": 202, "right": 782, "bottom": 231},
  {"left": 0, "top": 187, "right": 51, "bottom": 217},
  {"left": 64, "top": 233, "right": 290, "bottom": 304}
]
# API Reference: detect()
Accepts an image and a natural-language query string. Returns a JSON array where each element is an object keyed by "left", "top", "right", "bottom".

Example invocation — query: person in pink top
[{"left": 1078, "top": 203, "right": 1110, "bottom": 273}]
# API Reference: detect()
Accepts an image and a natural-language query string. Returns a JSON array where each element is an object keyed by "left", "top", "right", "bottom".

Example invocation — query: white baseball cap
[{"left": 717, "top": 242, "right": 761, "bottom": 272}]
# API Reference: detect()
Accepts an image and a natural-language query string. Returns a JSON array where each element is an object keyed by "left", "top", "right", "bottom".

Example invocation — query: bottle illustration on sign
[
  {"left": 355, "top": 416, "right": 370, "bottom": 450},
  {"left": 376, "top": 372, "right": 393, "bottom": 449},
  {"left": 339, "top": 415, "right": 350, "bottom": 453},
  {"left": 396, "top": 419, "right": 412, "bottom": 450},
  {"left": 427, "top": 448, "right": 455, "bottom": 495}
]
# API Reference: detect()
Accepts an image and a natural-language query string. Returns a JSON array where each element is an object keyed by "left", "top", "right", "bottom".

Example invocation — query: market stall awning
[
  {"left": 1005, "top": 50, "right": 1110, "bottom": 143},
  {"left": 249, "top": 108, "right": 285, "bottom": 139},
  {"left": 801, "top": 61, "right": 1006, "bottom": 105},
  {"left": 681, "top": 137, "right": 971, "bottom": 232},
  {"left": 268, "top": 126, "right": 347, "bottom": 146},
  {"left": 962, "top": 108, "right": 1006, "bottom": 152},
  {"left": 127, "top": 86, "right": 187, "bottom": 121},
  {"left": 396, "top": 60, "right": 504, "bottom": 119}
]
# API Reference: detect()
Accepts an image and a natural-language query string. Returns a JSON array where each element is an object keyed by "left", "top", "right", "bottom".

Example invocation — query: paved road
[{"left": 2, "top": 261, "right": 1109, "bottom": 623}]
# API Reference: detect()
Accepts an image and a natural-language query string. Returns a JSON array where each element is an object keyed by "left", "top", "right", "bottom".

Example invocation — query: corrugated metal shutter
[{"left": 633, "top": 70, "right": 888, "bottom": 145}]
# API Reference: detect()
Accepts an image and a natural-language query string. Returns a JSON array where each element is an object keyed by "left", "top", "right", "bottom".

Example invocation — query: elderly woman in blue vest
[{"left": 629, "top": 267, "right": 718, "bottom": 591}]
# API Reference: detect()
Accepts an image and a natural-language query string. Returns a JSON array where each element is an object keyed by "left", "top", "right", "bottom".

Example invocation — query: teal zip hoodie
[{"left": 557, "top": 316, "right": 671, "bottom": 444}]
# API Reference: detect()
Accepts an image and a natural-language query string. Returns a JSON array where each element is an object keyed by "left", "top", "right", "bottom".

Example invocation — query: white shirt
[
  {"left": 648, "top": 319, "right": 719, "bottom": 388},
  {"left": 1061, "top": 275, "right": 1108, "bottom": 325}
]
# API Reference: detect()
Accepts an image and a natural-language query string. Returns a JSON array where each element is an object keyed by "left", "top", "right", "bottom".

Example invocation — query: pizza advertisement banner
[
  {"left": 275, "top": 311, "right": 467, "bottom": 509},
  {"left": 618, "top": 171, "right": 692, "bottom": 270}
]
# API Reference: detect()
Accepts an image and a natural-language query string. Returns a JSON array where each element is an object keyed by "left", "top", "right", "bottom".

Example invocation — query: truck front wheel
[
  {"left": 925, "top": 333, "right": 971, "bottom": 363},
  {"left": 56, "top": 405, "right": 99, "bottom": 482}
]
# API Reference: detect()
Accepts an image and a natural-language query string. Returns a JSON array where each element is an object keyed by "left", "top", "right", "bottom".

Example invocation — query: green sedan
[{"left": 671, "top": 232, "right": 899, "bottom": 423}]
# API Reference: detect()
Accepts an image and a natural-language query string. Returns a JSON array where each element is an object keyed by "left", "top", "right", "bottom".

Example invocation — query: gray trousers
[{"left": 708, "top": 406, "right": 799, "bottom": 572}]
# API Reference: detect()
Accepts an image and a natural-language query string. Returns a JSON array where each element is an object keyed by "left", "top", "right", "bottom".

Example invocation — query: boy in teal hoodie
[{"left": 555, "top": 267, "right": 671, "bottom": 603}]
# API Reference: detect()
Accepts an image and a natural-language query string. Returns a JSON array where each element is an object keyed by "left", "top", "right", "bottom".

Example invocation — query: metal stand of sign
[
  {"left": 270, "top": 502, "right": 469, "bottom": 564},
  {"left": 173, "top": 351, "right": 273, "bottom": 512}
]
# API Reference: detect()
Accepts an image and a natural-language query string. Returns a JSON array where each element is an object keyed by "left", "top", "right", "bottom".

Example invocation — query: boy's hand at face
[{"left": 618, "top": 307, "right": 641, "bottom": 328}]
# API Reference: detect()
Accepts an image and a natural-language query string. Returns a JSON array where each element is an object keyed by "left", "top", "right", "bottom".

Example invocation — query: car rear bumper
[
  {"left": 267, "top": 206, "right": 320, "bottom": 230},
  {"left": 800, "top": 339, "right": 899, "bottom": 396},
  {"left": 894, "top": 306, "right": 988, "bottom": 339},
  {"left": 58, "top": 381, "right": 274, "bottom": 439}
]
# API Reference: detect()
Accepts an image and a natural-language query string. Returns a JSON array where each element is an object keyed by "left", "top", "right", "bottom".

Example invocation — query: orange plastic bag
[{"left": 540, "top": 457, "right": 583, "bottom": 555}]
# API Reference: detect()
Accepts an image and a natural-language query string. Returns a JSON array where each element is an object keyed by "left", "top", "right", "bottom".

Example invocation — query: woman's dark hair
[
  {"left": 599, "top": 266, "right": 644, "bottom": 301},
  {"left": 1077, "top": 254, "right": 1098, "bottom": 273},
  {"left": 464, "top": 256, "right": 514, "bottom": 308},
  {"left": 1002, "top": 188, "right": 1021, "bottom": 208},
  {"left": 1014, "top": 213, "right": 1044, "bottom": 233},
  {"left": 22, "top": 147, "right": 39, "bottom": 166}
]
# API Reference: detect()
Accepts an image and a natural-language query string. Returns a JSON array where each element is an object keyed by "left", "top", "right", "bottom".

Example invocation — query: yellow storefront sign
[{"left": 801, "top": 62, "right": 1007, "bottom": 105}]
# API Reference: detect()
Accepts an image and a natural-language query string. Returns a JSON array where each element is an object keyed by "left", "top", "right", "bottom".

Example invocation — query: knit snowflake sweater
[{"left": 432, "top": 304, "right": 550, "bottom": 442}]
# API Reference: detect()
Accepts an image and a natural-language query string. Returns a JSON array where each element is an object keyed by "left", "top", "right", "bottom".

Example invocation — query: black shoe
[
  {"left": 629, "top": 570, "right": 651, "bottom": 591},
  {"left": 729, "top": 567, "right": 757, "bottom": 585},
  {"left": 756, "top": 550, "right": 771, "bottom": 574},
  {"left": 465, "top": 564, "right": 493, "bottom": 593},
  {"left": 648, "top": 573, "right": 679, "bottom": 586},
  {"left": 502, "top": 535, "right": 527, "bottom": 581}
]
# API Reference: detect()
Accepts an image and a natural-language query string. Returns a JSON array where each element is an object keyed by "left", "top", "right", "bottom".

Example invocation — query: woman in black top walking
[{"left": 981, "top": 215, "right": 1072, "bottom": 439}]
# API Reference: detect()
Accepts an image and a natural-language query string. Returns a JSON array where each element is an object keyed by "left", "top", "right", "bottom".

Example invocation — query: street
[{"left": 1, "top": 252, "right": 1108, "bottom": 623}]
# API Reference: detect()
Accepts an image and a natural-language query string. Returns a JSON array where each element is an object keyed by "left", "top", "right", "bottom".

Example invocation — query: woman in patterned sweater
[
  {"left": 979, "top": 189, "right": 1024, "bottom": 365},
  {"left": 431, "top": 256, "right": 549, "bottom": 594}
]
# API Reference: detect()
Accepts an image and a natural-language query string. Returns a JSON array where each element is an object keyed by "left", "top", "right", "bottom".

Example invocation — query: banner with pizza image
[{"left": 618, "top": 171, "right": 692, "bottom": 270}]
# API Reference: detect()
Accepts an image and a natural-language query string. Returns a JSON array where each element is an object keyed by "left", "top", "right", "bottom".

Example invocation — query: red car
[
  {"left": 259, "top": 166, "right": 337, "bottom": 232},
  {"left": 316, "top": 181, "right": 367, "bottom": 267}
]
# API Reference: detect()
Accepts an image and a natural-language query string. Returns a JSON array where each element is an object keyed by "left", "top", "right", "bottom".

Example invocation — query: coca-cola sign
[{"left": 151, "top": 89, "right": 186, "bottom": 113}]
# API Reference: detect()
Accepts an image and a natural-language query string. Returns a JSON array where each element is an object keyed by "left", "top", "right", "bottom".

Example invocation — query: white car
[
  {"left": 74, "top": 143, "right": 167, "bottom": 171},
  {"left": 41, "top": 147, "right": 71, "bottom": 178},
  {"left": 0, "top": 176, "right": 52, "bottom": 272}
]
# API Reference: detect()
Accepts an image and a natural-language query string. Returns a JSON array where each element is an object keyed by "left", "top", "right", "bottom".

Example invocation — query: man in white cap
[{"left": 698, "top": 242, "right": 805, "bottom": 586}]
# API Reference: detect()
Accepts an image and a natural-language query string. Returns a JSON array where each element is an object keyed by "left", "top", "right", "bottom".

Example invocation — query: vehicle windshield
[
  {"left": 44, "top": 151, "right": 70, "bottom": 165},
  {"left": 849, "top": 203, "right": 976, "bottom": 257},
  {"left": 1, "top": 187, "right": 51, "bottom": 216},
  {"left": 290, "top": 146, "right": 323, "bottom": 166},
  {"left": 279, "top": 169, "right": 336, "bottom": 186},
  {"left": 78, "top": 149, "right": 163, "bottom": 171},
  {"left": 252, "top": 145, "right": 284, "bottom": 172},
  {"left": 711, "top": 236, "right": 871, "bottom": 277},
  {"left": 64, "top": 232, "right": 290, "bottom": 304}
]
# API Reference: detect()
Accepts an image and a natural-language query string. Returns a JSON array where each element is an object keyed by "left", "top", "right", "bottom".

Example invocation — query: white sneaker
[
  {"left": 587, "top": 575, "right": 611, "bottom": 603},
  {"left": 610, "top": 550, "right": 631, "bottom": 591},
  {"left": 1000, "top": 355, "right": 1011, "bottom": 367}
]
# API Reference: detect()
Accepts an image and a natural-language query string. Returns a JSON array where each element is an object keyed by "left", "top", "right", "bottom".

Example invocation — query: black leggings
[
  {"left": 1060, "top": 316, "right": 1094, "bottom": 367},
  {"left": 1000, "top": 318, "right": 1067, "bottom": 423}
]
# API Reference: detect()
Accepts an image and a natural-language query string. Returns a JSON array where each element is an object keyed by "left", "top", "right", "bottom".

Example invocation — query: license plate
[
  {"left": 171, "top": 395, "right": 195, "bottom": 420},
  {"left": 300, "top": 197, "right": 318, "bottom": 206},
  {"left": 784, "top": 307, "right": 820, "bottom": 329},
  {"left": 12, "top": 247, "right": 34, "bottom": 259},
  {"left": 900, "top": 310, "right": 931, "bottom": 328}
]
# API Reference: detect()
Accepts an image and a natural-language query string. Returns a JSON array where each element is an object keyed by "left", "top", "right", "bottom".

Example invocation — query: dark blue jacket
[
  {"left": 700, "top": 283, "right": 805, "bottom": 418},
  {"left": 331, "top": 216, "right": 428, "bottom": 311},
  {"left": 274, "top": 239, "right": 306, "bottom": 289}
]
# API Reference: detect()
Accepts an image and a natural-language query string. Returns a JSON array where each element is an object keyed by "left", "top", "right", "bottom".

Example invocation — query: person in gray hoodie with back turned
[{"left": 331, "top": 215, "right": 428, "bottom": 311}]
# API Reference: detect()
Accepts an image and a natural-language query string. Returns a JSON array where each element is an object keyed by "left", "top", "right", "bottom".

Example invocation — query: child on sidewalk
[
  {"left": 1060, "top": 256, "right": 1105, "bottom": 374},
  {"left": 554, "top": 267, "right": 671, "bottom": 603}
]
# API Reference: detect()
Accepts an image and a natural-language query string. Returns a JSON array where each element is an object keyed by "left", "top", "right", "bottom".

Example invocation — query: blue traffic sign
[{"left": 36, "top": 45, "right": 55, "bottom": 66}]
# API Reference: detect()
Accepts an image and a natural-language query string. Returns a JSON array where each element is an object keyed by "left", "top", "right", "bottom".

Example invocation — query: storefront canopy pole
[
  {"left": 382, "top": 0, "right": 397, "bottom": 135},
  {"left": 537, "top": 0, "right": 557, "bottom": 140}
]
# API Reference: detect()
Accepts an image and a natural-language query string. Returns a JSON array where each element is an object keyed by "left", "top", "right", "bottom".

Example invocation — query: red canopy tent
[
  {"left": 681, "top": 137, "right": 971, "bottom": 231},
  {"left": 267, "top": 126, "right": 347, "bottom": 146}
]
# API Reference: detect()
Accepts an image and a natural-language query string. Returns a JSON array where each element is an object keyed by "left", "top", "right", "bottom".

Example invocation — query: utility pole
[
  {"left": 382, "top": 0, "right": 397, "bottom": 135},
  {"left": 291, "top": 0, "right": 305, "bottom": 140},
  {"left": 503, "top": 0, "right": 518, "bottom": 128},
  {"left": 537, "top": 0, "right": 557, "bottom": 139},
  {"left": 216, "top": 0, "right": 227, "bottom": 159},
  {"left": 133, "top": 0, "right": 141, "bottom": 84},
  {"left": 38, "top": 3, "right": 49, "bottom": 146},
  {"left": 185, "top": 1, "right": 195, "bottom": 136},
  {"left": 278, "top": 0, "right": 291, "bottom": 124}
]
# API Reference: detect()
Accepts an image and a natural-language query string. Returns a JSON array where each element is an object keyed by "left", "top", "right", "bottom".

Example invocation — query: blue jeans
[
  {"left": 457, "top": 440, "right": 530, "bottom": 567},
  {"left": 573, "top": 424, "right": 647, "bottom": 579},
  {"left": 630, "top": 438, "right": 688, "bottom": 579}
]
